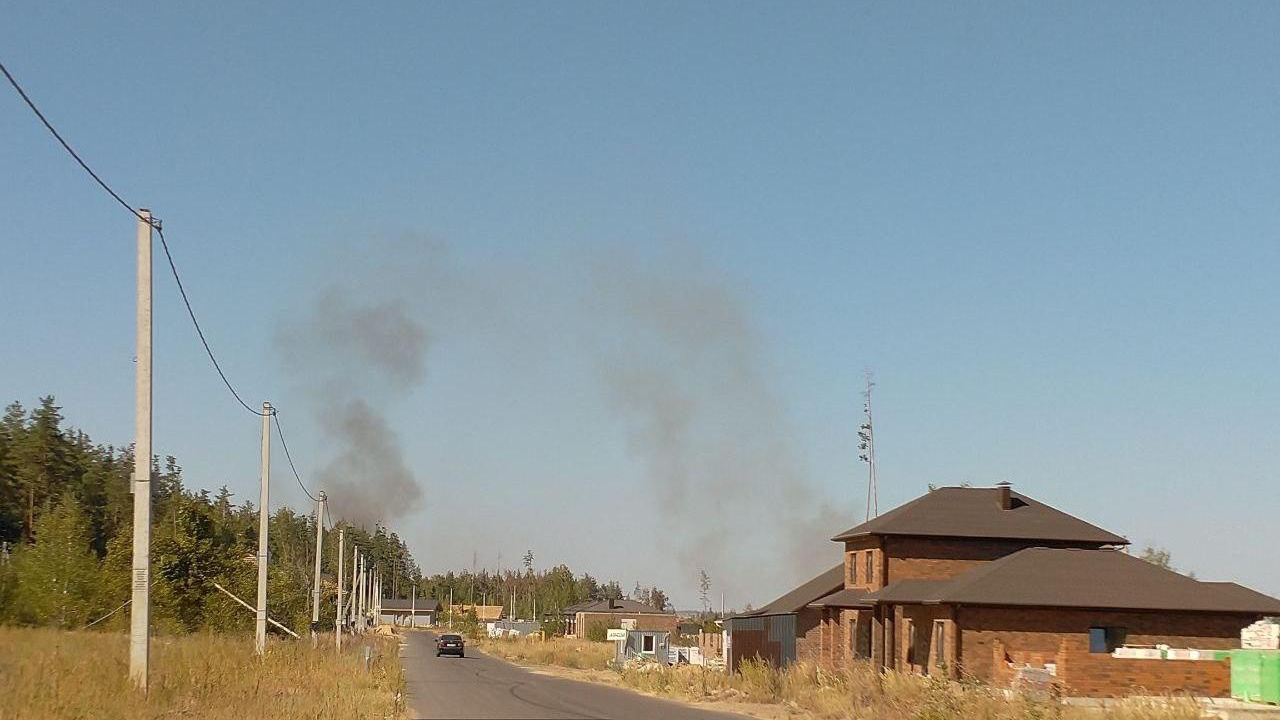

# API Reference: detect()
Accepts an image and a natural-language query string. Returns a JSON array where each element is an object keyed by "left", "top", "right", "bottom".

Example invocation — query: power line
[
  {"left": 83, "top": 597, "right": 132, "bottom": 629},
  {"left": 0, "top": 58, "right": 267, "bottom": 418},
  {"left": 273, "top": 412, "right": 320, "bottom": 503},
  {"left": 0, "top": 60, "right": 146, "bottom": 226}
]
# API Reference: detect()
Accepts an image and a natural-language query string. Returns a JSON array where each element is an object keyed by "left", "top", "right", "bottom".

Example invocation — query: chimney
[
  {"left": 996, "top": 482, "right": 1013, "bottom": 510},
  {"left": 608, "top": 598, "right": 618, "bottom": 610}
]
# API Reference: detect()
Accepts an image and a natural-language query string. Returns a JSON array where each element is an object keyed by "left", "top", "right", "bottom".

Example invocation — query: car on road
[{"left": 436, "top": 633, "right": 465, "bottom": 657}]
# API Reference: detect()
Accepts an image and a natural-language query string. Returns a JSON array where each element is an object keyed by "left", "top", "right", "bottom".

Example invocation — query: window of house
[
  {"left": 1089, "top": 627, "right": 1127, "bottom": 653},
  {"left": 933, "top": 620, "right": 947, "bottom": 672},
  {"left": 903, "top": 618, "right": 916, "bottom": 667},
  {"left": 642, "top": 634, "right": 655, "bottom": 653},
  {"left": 865, "top": 551, "right": 874, "bottom": 585}
]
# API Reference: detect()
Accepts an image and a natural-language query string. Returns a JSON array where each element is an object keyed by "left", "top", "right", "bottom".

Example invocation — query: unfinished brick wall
[
  {"left": 883, "top": 537, "right": 1097, "bottom": 583},
  {"left": 843, "top": 538, "right": 885, "bottom": 591},
  {"left": 1057, "top": 645, "right": 1231, "bottom": 697},
  {"left": 894, "top": 604, "right": 956, "bottom": 676},
  {"left": 794, "top": 607, "right": 824, "bottom": 665},
  {"left": 957, "top": 606, "right": 1254, "bottom": 696}
]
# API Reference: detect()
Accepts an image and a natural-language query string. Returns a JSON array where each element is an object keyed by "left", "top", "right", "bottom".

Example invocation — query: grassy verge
[
  {"left": 472, "top": 635, "right": 615, "bottom": 669},
  {"left": 0, "top": 626, "right": 404, "bottom": 720},
  {"left": 474, "top": 636, "right": 1205, "bottom": 720}
]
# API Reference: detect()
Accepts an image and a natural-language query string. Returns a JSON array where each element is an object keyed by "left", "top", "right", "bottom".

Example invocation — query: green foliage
[
  {"left": 1139, "top": 546, "right": 1173, "bottom": 571},
  {"left": 0, "top": 395, "right": 423, "bottom": 635},
  {"left": 585, "top": 620, "right": 611, "bottom": 642},
  {"left": 9, "top": 493, "right": 102, "bottom": 627}
]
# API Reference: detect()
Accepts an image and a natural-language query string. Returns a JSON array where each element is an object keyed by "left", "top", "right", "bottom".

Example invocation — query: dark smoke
[
  {"left": 276, "top": 285, "right": 428, "bottom": 525},
  {"left": 590, "top": 249, "right": 852, "bottom": 603}
]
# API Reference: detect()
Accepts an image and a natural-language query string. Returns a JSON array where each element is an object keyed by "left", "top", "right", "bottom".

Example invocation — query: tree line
[
  {"left": 419, "top": 556, "right": 672, "bottom": 631},
  {"left": 0, "top": 396, "right": 421, "bottom": 635}
]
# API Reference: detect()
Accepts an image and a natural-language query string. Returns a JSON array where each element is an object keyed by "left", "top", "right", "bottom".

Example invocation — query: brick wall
[
  {"left": 956, "top": 606, "right": 1254, "bottom": 697},
  {"left": 883, "top": 537, "right": 1096, "bottom": 583},
  {"left": 1057, "top": 646, "right": 1231, "bottom": 697},
  {"left": 843, "top": 538, "right": 884, "bottom": 590},
  {"left": 795, "top": 607, "right": 824, "bottom": 664},
  {"left": 894, "top": 604, "right": 955, "bottom": 676}
]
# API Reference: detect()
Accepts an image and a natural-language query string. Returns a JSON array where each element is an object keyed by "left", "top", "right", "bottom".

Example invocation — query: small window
[
  {"left": 642, "top": 634, "right": 655, "bottom": 653},
  {"left": 933, "top": 620, "right": 947, "bottom": 670},
  {"left": 865, "top": 551, "right": 874, "bottom": 585},
  {"left": 1089, "top": 627, "right": 1127, "bottom": 653}
]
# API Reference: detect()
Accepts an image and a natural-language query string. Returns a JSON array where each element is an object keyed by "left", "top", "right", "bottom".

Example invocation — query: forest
[
  {"left": 0, "top": 396, "right": 673, "bottom": 636},
  {"left": 0, "top": 396, "right": 419, "bottom": 634}
]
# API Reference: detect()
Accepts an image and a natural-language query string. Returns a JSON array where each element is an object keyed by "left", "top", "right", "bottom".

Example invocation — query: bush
[{"left": 585, "top": 621, "right": 612, "bottom": 642}]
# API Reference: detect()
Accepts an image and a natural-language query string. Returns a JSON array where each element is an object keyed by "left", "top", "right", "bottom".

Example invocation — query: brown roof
[
  {"left": 380, "top": 598, "right": 440, "bottom": 612},
  {"left": 739, "top": 563, "right": 844, "bottom": 617},
  {"left": 832, "top": 486, "right": 1128, "bottom": 546},
  {"left": 864, "top": 547, "right": 1280, "bottom": 614},
  {"left": 563, "top": 599, "right": 670, "bottom": 615},
  {"left": 811, "top": 588, "right": 872, "bottom": 608}
]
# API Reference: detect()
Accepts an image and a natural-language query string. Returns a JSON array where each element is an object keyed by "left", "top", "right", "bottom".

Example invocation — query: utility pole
[
  {"left": 411, "top": 583, "right": 416, "bottom": 629},
  {"left": 129, "top": 209, "right": 153, "bottom": 691},
  {"left": 448, "top": 587, "right": 453, "bottom": 630},
  {"left": 336, "top": 527, "right": 345, "bottom": 651},
  {"left": 310, "top": 491, "right": 327, "bottom": 643},
  {"left": 255, "top": 401, "right": 272, "bottom": 655},
  {"left": 355, "top": 552, "right": 363, "bottom": 632},
  {"left": 349, "top": 550, "right": 358, "bottom": 630}
]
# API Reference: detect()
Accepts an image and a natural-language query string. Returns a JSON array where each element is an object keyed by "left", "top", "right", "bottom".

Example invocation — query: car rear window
[{"left": 441, "top": 634, "right": 462, "bottom": 641}]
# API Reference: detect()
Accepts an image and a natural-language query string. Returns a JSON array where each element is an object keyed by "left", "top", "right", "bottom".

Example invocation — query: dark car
[{"left": 436, "top": 633, "right": 465, "bottom": 658}]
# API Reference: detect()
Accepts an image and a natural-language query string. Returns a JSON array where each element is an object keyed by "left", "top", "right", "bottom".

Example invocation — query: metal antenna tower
[{"left": 858, "top": 370, "right": 879, "bottom": 521}]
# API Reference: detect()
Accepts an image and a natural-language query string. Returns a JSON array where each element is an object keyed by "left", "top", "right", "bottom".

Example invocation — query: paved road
[{"left": 402, "top": 631, "right": 748, "bottom": 720}]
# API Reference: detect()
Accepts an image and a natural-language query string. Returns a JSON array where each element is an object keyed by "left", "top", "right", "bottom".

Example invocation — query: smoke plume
[
  {"left": 589, "top": 249, "right": 851, "bottom": 604},
  {"left": 276, "top": 285, "right": 429, "bottom": 525}
]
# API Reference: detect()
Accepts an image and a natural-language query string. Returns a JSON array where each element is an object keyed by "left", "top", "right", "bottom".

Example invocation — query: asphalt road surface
[{"left": 402, "top": 630, "right": 749, "bottom": 720}]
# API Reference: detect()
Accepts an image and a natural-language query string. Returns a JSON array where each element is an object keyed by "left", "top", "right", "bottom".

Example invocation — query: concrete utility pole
[
  {"left": 411, "top": 583, "right": 416, "bottom": 629},
  {"left": 255, "top": 401, "right": 272, "bottom": 655},
  {"left": 336, "top": 527, "right": 345, "bottom": 651},
  {"left": 311, "top": 491, "right": 327, "bottom": 642},
  {"left": 356, "top": 553, "right": 365, "bottom": 632},
  {"left": 350, "top": 550, "right": 360, "bottom": 631},
  {"left": 129, "top": 209, "right": 153, "bottom": 691}
]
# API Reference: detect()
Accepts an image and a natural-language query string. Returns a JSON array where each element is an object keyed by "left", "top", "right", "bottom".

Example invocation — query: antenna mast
[{"left": 858, "top": 370, "right": 879, "bottom": 521}]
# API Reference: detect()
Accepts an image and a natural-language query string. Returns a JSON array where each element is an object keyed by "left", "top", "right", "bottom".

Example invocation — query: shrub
[{"left": 585, "top": 621, "right": 611, "bottom": 642}]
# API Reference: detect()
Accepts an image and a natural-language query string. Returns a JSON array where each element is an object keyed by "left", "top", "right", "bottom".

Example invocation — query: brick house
[
  {"left": 562, "top": 598, "right": 678, "bottom": 638},
  {"left": 726, "top": 484, "right": 1280, "bottom": 696}
]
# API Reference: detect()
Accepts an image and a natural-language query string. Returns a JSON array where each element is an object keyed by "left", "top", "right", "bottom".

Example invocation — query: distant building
[
  {"left": 448, "top": 603, "right": 505, "bottom": 622},
  {"left": 725, "top": 484, "right": 1280, "bottom": 697},
  {"left": 380, "top": 597, "right": 439, "bottom": 627},
  {"left": 562, "top": 598, "right": 678, "bottom": 638}
]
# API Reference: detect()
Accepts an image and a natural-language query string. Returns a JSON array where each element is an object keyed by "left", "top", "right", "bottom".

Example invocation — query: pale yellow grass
[
  {"left": 476, "top": 636, "right": 1209, "bottom": 720},
  {"left": 0, "top": 626, "right": 404, "bottom": 720},
  {"left": 473, "top": 635, "right": 615, "bottom": 669}
]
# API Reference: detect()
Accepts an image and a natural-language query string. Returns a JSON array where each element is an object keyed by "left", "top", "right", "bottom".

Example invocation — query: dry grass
[
  {"left": 0, "top": 626, "right": 404, "bottom": 720},
  {"left": 473, "top": 635, "right": 615, "bottom": 670},
  {"left": 473, "top": 636, "right": 1211, "bottom": 720}
]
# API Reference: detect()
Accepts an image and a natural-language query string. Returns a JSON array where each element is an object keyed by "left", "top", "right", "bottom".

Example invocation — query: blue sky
[{"left": 4, "top": 2, "right": 1280, "bottom": 608}]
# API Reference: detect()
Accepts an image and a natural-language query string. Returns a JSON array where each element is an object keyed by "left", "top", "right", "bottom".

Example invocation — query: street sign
[{"left": 606, "top": 628, "right": 628, "bottom": 641}]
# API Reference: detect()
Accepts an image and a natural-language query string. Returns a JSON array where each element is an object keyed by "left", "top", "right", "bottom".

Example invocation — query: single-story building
[
  {"left": 447, "top": 604, "right": 504, "bottom": 622},
  {"left": 379, "top": 597, "right": 440, "bottom": 627},
  {"left": 726, "top": 484, "right": 1280, "bottom": 697},
  {"left": 563, "top": 598, "right": 678, "bottom": 638}
]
